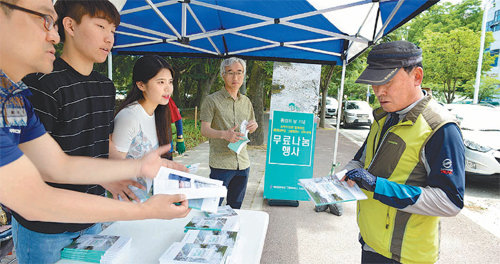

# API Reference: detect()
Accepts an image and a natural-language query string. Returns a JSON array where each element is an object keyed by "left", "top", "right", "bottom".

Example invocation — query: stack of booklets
[
  {"left": 298, "top": 170, "right": 368, "bottom": 206},
  {"left": 115, "top": 163, "right": 202, "bottom": 203},
  {"left": 60, "top": 234, "right": 131, "bottom": 264},
  {"left": 158, "top": 206, "right": 241, "bottom": 264},
  {"left": 185, "top": 206, "right": 240, "bottom": 232},
  {"left": 154, "top": 167, "right": 227, "bottom": 213},
  {"left": 228, "top": 120, "right": 250, "bottom": 154}
]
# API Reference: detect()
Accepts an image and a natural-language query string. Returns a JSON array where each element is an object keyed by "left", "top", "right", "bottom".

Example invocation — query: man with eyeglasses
[
  {"left": 200, "top": 57, "right": 258, "bottom": 209},
  {"left": 0, "top": 0, "right": 190, "bottom": 261}
]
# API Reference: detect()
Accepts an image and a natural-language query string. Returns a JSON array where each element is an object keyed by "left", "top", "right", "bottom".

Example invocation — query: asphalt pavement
[{"left": 175, "top": 113, "right": 499, "bottom": 264}]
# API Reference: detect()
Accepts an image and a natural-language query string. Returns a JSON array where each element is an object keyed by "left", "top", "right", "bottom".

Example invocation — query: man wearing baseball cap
[{"left": 341, "top": 41, "right": 465, "bottom": 263}]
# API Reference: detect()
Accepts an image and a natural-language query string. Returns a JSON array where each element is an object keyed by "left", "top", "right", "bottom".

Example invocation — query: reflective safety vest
[{"left": 358, "top": 95, "right": 455, "bottom": 264}]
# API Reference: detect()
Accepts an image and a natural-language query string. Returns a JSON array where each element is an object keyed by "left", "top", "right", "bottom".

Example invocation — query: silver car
[
  {"left": 447, "top": 104, "right": 500, "bottom": 176},
  {"left": 341, "top": 100, "right": 373, "bottom": 128}
]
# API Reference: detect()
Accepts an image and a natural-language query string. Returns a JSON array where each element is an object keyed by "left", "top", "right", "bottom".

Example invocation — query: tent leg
[
  {"left": 332, "top": 58, "right": 347, "bottom": 170},
  {"left": 107, "top": 53, "right": 113, "bottom": 81}
]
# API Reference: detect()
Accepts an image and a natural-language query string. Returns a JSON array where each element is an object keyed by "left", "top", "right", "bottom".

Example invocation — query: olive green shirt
[{"left": 200, "top": 88, "right": 255, "bottom": 170}]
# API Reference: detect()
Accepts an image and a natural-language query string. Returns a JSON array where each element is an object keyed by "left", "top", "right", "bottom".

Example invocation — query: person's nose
[
  {"left": 105, "top": 31, "right": 114, "bottom": 44},
  {"left": 47, "top": 26, "right": 60, "bottom": 44},
  {"left": 165, "top": 83, "right": 173, "bottom": 93},
  {"left": 372, "top": 85, "right": 385, "bottom": 97}
]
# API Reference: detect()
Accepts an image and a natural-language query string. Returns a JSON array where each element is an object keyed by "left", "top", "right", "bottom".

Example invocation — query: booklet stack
[
  {"left": 227, "top": 120, "right": 250, "bottom": 154},
  {"left": 154, "top": 167, "right": 227, "bottom": 213},
  {"left": 60, "top": 234, "right": 131, "bottom": 264},
  {"left": 299, "top": 170, "right": 368, "bottom": 206},
  {"left": 113, "top": 163, "right": 202, "bottom": 203},
  {"left": 184, "top": 206, "right": 240, "bottom": 232},
  {"left": 158, "top": 206, "right": 241, "bottom": 264}
]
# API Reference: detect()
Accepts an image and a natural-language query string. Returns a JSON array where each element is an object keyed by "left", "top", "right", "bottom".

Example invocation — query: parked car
[
  {"left": 319, "top": 97, "right": 338, "bottom": 118},
  {"left": 446, "top": 104, "right": 500, "bottom": 175},
  {"left": 341, "top": 100, "right": 373, "bottom": 127},
  {"left": 115, "top": 90, "right": 127, "bottom": 100}
]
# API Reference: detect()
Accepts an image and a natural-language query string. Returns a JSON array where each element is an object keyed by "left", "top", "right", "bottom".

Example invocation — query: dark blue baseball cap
[{"left": 356, "top": 41, "right": 422, "bottom": 85}]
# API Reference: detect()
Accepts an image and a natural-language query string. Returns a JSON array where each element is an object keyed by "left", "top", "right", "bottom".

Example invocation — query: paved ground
[
  {"left": 176, "top": 114, "right": 499, "bottom": 264},
  {"left": 2, "top": 115, "right": 499, "bottom": 264}
]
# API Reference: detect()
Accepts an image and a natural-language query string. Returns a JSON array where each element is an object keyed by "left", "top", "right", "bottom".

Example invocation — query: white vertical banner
[
  {"left": 270, "top": 62, "right": 321, "bottom": 114},
  {"left": 264, "top": 62, "right": 321, "bottom": 201}
]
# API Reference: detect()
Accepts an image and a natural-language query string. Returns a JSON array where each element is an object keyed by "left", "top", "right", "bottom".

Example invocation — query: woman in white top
[{"left": 110, "top": 55, "right": 175, "bottom": 201}]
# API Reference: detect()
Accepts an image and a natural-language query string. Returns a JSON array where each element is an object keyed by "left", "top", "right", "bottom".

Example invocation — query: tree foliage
[
  {"left": 420, "top": 27, "right": 495, "bottom": 103},
  {"left": 463, "top": 75, "right": 500, "bottom": 102},
  {"left": 404, "top": 0, "right": 482, "bottom": 45}
]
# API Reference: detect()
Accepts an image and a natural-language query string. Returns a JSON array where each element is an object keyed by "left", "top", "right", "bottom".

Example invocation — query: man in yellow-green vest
[{"left": 342, "top": 41, "right": 465, "bottom": 264}]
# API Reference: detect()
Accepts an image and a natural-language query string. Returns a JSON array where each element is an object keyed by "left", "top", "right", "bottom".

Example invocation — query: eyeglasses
[
  {"left": 225, "top": 71, "right": 244, "bottom": 77},
  {"left": 0, "top": 1, "right": 56, "bottom": 31}
]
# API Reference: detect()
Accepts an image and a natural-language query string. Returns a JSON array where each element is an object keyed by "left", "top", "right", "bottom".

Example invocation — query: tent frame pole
[
  {"left": 333, "top": 56, "right": 347, "bottom": 168},
  {"left": 107, "top": 53, "right": 113, "bottom": 80}
]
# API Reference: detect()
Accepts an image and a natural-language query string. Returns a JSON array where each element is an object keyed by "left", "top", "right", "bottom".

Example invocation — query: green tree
[
  {"left": 463, "top": 75, "right": 500, "bottom": 102},
  {"left": 319, "top": 65, "right": 335, "bottom": 128},
  {"left": 403, "top": 0, "right": 482, "bottom": 45},
  {"left": 420, "top": 27, "right": 495, "bottom": 103},
  {"left": 246, "top": 61, "right": 266, "bottom": 145},
  {"left": 328, "top": 53, "right": 369, "bottom": 102}
]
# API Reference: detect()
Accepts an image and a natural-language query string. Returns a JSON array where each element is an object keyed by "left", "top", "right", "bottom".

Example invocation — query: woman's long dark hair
[{"left": 116, "top": 55, "right": 174, "bottom": 159}]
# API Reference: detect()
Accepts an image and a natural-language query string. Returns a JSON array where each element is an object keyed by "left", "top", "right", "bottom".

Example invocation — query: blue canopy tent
[{"left": 109, "top": 0, "right": 439, "bottom": 165}]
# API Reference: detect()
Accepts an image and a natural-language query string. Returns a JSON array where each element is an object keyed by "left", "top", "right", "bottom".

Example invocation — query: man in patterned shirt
[
  {"left": 0, "top": 1, "right": 190, "bottom": 263},
  {"left": 200, "top": 57, "right": 258, "bottom": 209}
]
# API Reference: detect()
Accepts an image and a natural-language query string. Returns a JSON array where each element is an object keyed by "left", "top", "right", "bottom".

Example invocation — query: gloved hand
[
  {"left": 176, "top": 136, "right": 185, "bottom": 154},
  {"left": 345, "top": 168, "right": 377, "bottom": 192}
]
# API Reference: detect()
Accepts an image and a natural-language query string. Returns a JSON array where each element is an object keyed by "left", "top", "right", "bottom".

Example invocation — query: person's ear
[
  {"left": 136, "top": 81, "right": 146, "bottom": 92},
  {"left": 62, "top": 17, "right": 76, "bottom": 38},
  {"left": 413, "top": 66, "right": 423, "bottom": 86}
]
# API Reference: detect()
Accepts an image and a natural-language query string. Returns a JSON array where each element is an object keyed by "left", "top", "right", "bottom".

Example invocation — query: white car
[
  {"left": 446, "top": 104, "right": 500, "bottom": 175},
  {"left": 341, "top": 100, "right": 373, "bottom": 127},
  {"left": 319, "top": 97, "right": 338, "bottom": 118}
]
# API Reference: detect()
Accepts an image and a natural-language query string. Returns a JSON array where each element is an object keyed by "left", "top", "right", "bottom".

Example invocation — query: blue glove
[{"left": 345, "top": 168, "right": 377, "bottom": 192}]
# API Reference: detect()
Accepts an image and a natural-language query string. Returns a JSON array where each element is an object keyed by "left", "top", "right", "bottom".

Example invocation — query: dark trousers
[
  {"left": 209, "top": 167, "right": 250, "bottom": 209},
  {"left": 361, "top": 249, "right": 401, "bottom": 264}
]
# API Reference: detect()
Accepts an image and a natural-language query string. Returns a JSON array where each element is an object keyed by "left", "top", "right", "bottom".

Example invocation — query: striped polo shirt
[{"left": 15, "top": 57, "right": 116, "bottom": 233}]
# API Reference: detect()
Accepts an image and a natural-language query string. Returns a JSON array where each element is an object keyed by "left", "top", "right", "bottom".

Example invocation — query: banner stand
[
  {"left": 263, "top": 62, "right": 320, "bottom": 205},
  {"left": 267, "top": 199, "right": 299, "bottom": 207}
]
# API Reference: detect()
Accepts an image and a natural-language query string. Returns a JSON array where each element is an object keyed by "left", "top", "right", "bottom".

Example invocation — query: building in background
[{"left": 485, "top": 0, "right": 500, "bottom": 102}]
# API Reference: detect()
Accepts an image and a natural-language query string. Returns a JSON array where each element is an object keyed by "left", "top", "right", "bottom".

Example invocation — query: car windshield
[
  {"left": 451, "top": 107, "right": 500, "bottom": 131},
  {"left": 347, "top": 101, "right": 371, "bottom": 110},
  {"left": 326, "top": 98, "right": 337, "bottom": 105}
]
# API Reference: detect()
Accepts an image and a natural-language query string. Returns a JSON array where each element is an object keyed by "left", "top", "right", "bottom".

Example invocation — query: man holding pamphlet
[
  {"left": 341, "top": 41, "right": 465, "bottom": 264},
  {"left": 201, "top": 57, "right": 258, "bottom": 209}
]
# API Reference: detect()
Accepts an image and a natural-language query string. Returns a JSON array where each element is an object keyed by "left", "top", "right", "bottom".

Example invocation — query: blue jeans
[
  {"left": 12, "top": 218, "right": 102, "bottom": 264},
  {"left": 210, "top": 167, "right": 250, "bottom": 209}
]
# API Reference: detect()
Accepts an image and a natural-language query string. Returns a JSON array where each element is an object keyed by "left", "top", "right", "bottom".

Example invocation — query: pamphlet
[
  {"left": 154, "top": 167, "right": 227, "bottom": 213},
  {"left": 111, "top": 163, "right": 200, "bottom": 203},
  {"left": 186, "top": 163, "right": 200, "bottom": 174},
  {"left": 204, "top": 205, "right": 238, "bottom": 218},
  {"left": 228, "top": 120, "right": 250, "bottom": 154},
  {"left": 185, "top": 216, "right": 240, "bottom": 232},
  {"left": 126, "top": 177, "right": 152, "bottom": 203},
  {"left": 299, "top": 170, "right": 367, "bottom": 206},
  {"left": 159, "top": 207, "right": 241, "bottom": 264},
  {"left": 60, "top": 234, "right": 131, "bottom": 264},
  {"left": 159, "top": 242, "right": 230, "bottom": 264},
  {"left": 181, "top": 230, "right": 238, "bottom": 248}
]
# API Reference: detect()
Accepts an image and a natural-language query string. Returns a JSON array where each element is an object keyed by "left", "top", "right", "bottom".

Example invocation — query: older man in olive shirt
[{"left": 200, "top": 57, "right": 258, "bottom": 209}]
